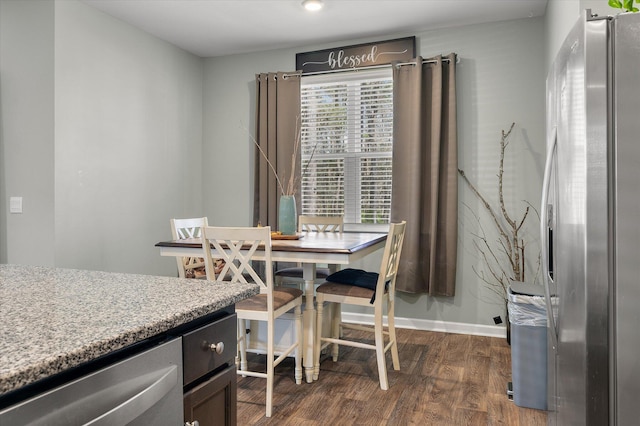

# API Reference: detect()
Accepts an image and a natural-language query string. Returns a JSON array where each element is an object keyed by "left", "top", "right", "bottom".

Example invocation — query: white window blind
[{"left": 300, "top": 69, "right": 393, "bottom": 225}]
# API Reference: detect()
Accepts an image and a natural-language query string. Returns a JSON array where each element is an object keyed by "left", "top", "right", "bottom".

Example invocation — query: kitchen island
[{"left": 0, "top": 264, "right": 258, "bottom": 422}]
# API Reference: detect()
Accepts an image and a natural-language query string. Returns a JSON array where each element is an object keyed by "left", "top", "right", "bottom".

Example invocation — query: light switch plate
[{"left": 9, "top": 197, "right": 22, "bottom": 214}]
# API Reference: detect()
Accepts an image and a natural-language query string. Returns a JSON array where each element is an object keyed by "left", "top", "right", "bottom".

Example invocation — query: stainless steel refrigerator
[{"left": 542, "top": 9, "right": 640, "bottom": 426}]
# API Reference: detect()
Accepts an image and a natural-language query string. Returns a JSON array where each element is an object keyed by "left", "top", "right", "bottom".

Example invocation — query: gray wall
[
  {"left": 0, "top": 0, "right": 55, "bottom": 266},
  {"left": 202, "top": 17, "right": 547, "bottom": 326},
  {"left": 53, "top": 0, "right": 204, "bottom": 274},
  {"left": 0, "top": 0, "right": 204, "bottom": 275},
  {"left": 545, "top": 0, "right": 579, "bottom": 73}
]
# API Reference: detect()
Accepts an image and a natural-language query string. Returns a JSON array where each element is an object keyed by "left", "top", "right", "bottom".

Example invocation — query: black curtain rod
[{"left": 281, "top": 55, "right": 458, "bottom": 79}]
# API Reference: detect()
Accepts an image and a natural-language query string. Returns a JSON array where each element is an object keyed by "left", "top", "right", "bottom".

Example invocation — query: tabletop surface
[
  {"left": 155, "top": 231, "right": 387, "bottom": 254},
  {"left": 0, "top": 264, "right": 259, "bottom": 397}
]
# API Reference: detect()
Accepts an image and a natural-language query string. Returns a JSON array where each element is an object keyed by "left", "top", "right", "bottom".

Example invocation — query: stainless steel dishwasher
[{"left": 0, "top": 338, "right": 183, "bottom": 425}]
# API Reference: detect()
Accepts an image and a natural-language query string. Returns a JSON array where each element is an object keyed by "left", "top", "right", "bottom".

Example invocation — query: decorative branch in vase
[
  {"left": 244, "top": 118, "right": 300, "bottom": 198},
  {"left": 458, "top": 122, "right": 541, "bottom": 303},
  {"left": 243, "top": 117, "right": 318, "bottom": 235}
]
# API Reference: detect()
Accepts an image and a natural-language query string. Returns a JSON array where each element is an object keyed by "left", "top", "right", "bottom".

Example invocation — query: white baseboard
[{"left": 340, "top": 312, "right": 507, "bottom": 339}]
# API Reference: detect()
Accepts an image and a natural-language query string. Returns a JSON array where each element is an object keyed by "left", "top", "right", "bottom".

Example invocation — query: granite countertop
[{"left": 0, "top": 264, "right": 259, "bottom": 396}]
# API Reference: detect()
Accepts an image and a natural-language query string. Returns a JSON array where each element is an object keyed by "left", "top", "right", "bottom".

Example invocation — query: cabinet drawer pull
[{"left": 208, "top": 341, "right": 224, "bottom": 354}]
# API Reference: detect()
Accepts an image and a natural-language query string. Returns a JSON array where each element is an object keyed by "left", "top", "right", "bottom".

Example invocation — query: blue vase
[{"left": 278, "top": 195, "right": 297, "bottom": 235}]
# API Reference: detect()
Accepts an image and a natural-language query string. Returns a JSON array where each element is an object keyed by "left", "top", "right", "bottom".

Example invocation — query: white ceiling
[{"left": 83, "top": 0, "right": 548, "bottom": 58}]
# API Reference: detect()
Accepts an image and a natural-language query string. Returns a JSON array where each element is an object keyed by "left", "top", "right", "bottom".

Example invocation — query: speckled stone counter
[{"left": 0, "top": 264, "right": 259, "bottom": 396}]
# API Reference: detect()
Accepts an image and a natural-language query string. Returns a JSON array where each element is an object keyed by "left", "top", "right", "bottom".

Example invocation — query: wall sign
[{"left": 296, "top": 36, "right": 415, "bottom": 74}]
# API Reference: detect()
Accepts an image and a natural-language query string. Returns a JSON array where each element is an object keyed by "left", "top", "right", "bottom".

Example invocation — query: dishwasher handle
[{"left": 85, "top": 365, "right": 178, "bottom": 426}]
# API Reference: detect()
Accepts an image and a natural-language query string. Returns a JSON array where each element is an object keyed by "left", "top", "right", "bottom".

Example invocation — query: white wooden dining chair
[
  {"left": 170, "top": 217, "right": 208, "bottom": 278},
  {"left": 274, "top": 215, "right": 344, "bottom": 287},
  {"left": 201, "top": 225, "right": 303, "bottom": 418},
  {"left": 313, "top": 221, "right": 407, "bottom": 390}
]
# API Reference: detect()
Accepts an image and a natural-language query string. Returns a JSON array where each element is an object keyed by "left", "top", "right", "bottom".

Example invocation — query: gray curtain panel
[
  {"left": 253, "top": 72, "right": 301, "bottom": 229},
  {"left": 391, "top": 53, "right": 458, "bottom": 296}
]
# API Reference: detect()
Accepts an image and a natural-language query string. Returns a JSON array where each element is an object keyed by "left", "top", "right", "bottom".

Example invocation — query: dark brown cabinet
[
  {"left": 184, "top": 364, "right": 237, "bottom": 426},
  {"left": 182, "top": 313, "right": 237, "bottom": 426}
]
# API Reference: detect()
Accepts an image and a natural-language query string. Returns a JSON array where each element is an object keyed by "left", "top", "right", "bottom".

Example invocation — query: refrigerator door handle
[{"left": 541, "top": 127, "right": 558, "bottom": 350}]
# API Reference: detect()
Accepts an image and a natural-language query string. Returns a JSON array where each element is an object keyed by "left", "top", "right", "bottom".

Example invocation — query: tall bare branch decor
[
  {"left": 458, "top": 123, "right": 540, "bottom": 301},
  {"left": 391, "top": 53, "right": 458, "bottom": 296}
]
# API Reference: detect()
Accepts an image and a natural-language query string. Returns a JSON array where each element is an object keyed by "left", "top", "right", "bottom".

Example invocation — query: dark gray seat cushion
[
  {"left": 324, "top": 268, "right": 383, "bottom": 303},
  {"left": 326, "top": 268, "right": 379, "bottom": 290}
]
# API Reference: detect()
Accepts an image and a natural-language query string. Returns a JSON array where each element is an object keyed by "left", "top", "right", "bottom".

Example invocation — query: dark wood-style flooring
[{"left": 237, "top": 328, "right": 547, "bottom": 425}]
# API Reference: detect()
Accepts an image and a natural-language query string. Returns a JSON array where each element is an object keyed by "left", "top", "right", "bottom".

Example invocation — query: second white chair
[
  {"left": 313, "top": 221, "right": 407, "bottom": 390},
  {"left": 201, "top": 225, "right": 303, "bottom": 418}
]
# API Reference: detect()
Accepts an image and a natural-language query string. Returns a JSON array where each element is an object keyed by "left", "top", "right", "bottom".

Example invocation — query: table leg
[{"left": 302, "top": 263, "right": 316, "bottom": 383}]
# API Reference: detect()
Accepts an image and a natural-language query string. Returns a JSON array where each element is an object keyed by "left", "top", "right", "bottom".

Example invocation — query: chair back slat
[
  {"left": 171, "top": 217, "right": 207, "bottom": 240},
  {"left": 377, "top": 221, "right": 407, "bottom": 298},
  {"left": 177, "top": 227, "right": 198, "bottom": 239},
  {"left": 202, "top": 226, "right": 273, "bottom": 298},
  {"left": 298, "top": 216, "right": 344, "bottom": 233}
]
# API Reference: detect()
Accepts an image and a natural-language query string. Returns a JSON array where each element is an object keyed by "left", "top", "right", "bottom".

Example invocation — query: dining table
[{"left": 155, "top": 231, "right": 387, "bottom": 383}]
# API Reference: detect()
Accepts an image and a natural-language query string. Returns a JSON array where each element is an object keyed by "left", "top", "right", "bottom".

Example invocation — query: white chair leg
[
  {"left": 265, "top": 319, "right": 275, "bottom": 418},
  {"left": 374, "top": 310, "right": 389, "bottom": 390},
  {"left": 314, "top": 294, "right": 325, "bottom": 381},
  {"left": 294, "top": 304, "right": 303, "bottom": 384},
  {"left": 331, "top": 302, "right": 341, "bottom": 362},
  {"left": 237, "top": 318, "right": 248, "bottom": 375},
  {"left": 387, "top": 298, "right": 400, "bottom": 370}
]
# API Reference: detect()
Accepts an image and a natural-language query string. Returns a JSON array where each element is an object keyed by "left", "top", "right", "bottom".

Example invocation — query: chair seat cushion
[
  {"left": 274, "top": 267, "right": 330, "bottom": 279},
  {"left": 324, "top": 268, "right": 386, "bottom": 304},
  {"left": 316, "top": 281, "right": 375, "bottom": 301},
  {"left": 236, "top": 287, "right": 303, "bottom": 312},
  {"left": 326, "top": 268, "right": 379, "bottom": 290}
]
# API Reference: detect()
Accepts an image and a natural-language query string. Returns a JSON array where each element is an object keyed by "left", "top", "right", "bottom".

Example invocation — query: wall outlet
[{"left": 9, "top": 197, "right": 23, "bottom": 214}]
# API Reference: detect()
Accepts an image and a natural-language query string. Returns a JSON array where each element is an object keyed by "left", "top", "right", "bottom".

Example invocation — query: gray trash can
[{"left": 508, "top": 281, "right": 547, "bottom": 410}]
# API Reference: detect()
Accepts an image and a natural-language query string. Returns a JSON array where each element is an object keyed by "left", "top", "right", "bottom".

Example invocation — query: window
[{"left": 300, "top": 69, "right": 393, "bottom": 228}]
